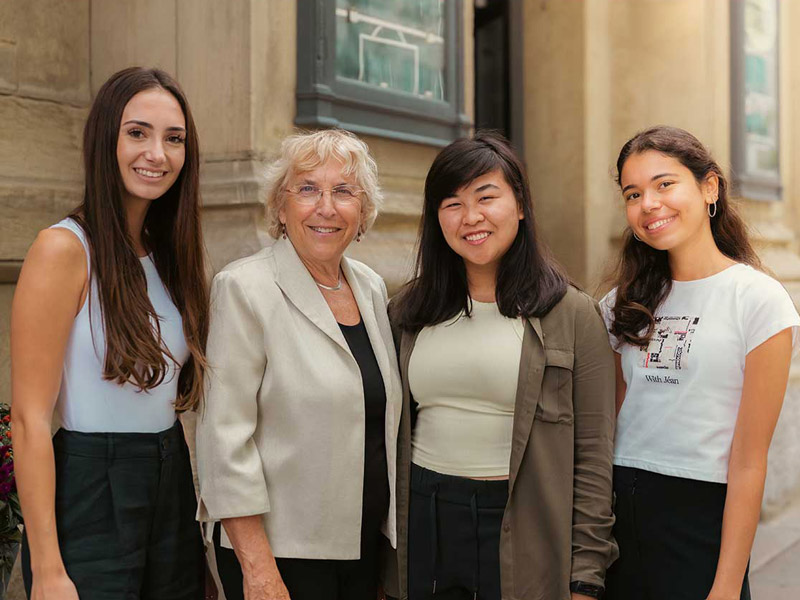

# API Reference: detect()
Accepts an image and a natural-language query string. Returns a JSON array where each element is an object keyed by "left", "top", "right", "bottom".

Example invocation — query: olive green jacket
[{"left": 387, "top": 286, "right": 618, "bottom": 600}]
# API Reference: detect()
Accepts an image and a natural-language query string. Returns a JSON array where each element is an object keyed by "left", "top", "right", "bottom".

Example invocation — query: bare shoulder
[{"left": 18, "top": 227, "right": 87, "bottom": 287}]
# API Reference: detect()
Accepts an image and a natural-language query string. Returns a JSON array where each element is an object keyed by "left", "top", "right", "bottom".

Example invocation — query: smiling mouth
[
  {"left": 646, "top": 216, "right": 676, "bottom": 231},
  {"left": 464, "top": 231, "right": 491, "bottom": 243},
  {"left": 134, "top": 168, "right": 167, "bottom": 179},
  {"left": 309, "top": 226, "right": 341, "bottom": 234}
]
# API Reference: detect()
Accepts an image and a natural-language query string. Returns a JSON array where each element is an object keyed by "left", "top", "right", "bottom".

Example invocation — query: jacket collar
[
  {"left": 271, "top": 237, "right": 380, "bottom": 357},
  {"left": 272, "top": 237, "right": 352, "bottom": 353}
]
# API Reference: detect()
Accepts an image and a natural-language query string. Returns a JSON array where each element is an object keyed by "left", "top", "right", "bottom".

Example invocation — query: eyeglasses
[{"left": 285, "top": 185, "right": 364, "bottom": 205}]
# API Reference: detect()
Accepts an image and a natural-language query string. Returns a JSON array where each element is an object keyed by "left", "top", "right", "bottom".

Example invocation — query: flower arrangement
[{"left": 0, "top": 404, "right": 21, "bottom": 586}]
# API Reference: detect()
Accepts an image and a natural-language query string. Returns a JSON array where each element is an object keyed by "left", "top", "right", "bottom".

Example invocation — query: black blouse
[{"left": 338, "top": 319, "right": 389, "bottom": 542}]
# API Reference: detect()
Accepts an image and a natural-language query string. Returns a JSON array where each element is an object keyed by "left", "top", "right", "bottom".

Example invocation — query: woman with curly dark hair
[{"left": 601, "top": 126, "right": 799, "bottom": 600}]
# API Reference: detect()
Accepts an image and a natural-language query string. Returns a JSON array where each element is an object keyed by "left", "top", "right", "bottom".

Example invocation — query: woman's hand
[
  {"left": 242, "top": 564, "right": 290, "bottom": 600},
  {"left": 571, "top": 594, "right": 595, "bottom": 600},
  {"left": 31, "top": 571, "right": 80, "bottom": 600},
  {"left": 222, "top": 516, "right": 291, "bottom": 600}
]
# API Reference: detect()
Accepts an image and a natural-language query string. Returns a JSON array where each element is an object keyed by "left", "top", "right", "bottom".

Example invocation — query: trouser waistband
[{"left": 54, "top": 420, "right": 184, "bottom": 459}]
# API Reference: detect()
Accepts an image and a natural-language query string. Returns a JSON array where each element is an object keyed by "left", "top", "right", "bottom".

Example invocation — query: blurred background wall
[{"left": 1, "top": 0, "right": 799, "bottom": 556}]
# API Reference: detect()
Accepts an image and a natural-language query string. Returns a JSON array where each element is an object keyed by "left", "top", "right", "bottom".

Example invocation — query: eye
[
  {"left": 658, "top": 181, "right": 674, "bottom": 189},
  {"left": 441, "top": 200, "right": 461, "bottom": 209},
  {"left": 624, "top": 192, "right": 640, "bottom": 202},
  {"left": 127, "top": 128, "right": 145, "bottom": 139},
  {"left": 479, "top": 195, "right": 496, "bottom": 202},
  {"left": 167, "top": 134, "right": 186, "bottom": 145}
]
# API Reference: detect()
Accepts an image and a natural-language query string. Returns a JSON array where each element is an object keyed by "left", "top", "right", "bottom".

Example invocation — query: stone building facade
[{"left": 2, "top": 0, "right": 800, "bottom": 563}]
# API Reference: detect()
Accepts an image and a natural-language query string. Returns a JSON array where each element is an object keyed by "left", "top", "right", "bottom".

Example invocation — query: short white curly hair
[{"left": 263, "top": 129, "right": 383, "bottom": 239}]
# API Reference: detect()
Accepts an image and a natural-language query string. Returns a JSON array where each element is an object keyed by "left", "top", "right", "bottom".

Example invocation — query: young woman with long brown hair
[
  {"left": 11, "top": 67, "right": 208, "bottom": 600},
  {"left": 601, "top": 126, "right": 799, "bottom": 600}
]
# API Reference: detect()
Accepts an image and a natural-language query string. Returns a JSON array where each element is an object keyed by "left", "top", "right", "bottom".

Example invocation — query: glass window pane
[
  {"left": 743, "top": 0, "right": 779, "bottom": 177},
  {"left": 335, "top": 0, "right": 447, "bottom": 101}
]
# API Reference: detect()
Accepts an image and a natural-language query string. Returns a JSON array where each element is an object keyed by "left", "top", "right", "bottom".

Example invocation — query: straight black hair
[{"left": 393, "top": 131, "right": 568, "bottom": 331}]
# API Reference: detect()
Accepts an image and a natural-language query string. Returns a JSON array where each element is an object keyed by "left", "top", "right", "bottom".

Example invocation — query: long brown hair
[
  {"left": 610, "top": 126, "right": 760, "bottom": 347},
  {"left": 392, "top": 131, "right": 568, "bottom": 331},
  {"left": 70, "top": 67, "right": 208, "bottom": 411}
]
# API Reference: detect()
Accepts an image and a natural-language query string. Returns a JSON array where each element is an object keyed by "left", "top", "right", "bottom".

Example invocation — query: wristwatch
[{"left": 570, "top": 581, "right": 604, "bottom": 599}]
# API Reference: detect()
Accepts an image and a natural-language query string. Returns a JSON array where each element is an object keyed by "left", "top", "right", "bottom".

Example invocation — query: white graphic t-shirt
[{"left": 601, "top": 264, "right": 800, "bottom": 483}]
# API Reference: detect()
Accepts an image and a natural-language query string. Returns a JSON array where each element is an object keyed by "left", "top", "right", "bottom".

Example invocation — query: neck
[
  {"left": 297, "top": 252, "right": 343, "bottom": 288},
  {"left": 124, "top": 196, "right": 152, "bottom": 257},
  {"left": 668, "top": 225, "right": 735, "bottom": 281},
  {"left": 465, "top": 261, "right": 498, "bottom": 302}
]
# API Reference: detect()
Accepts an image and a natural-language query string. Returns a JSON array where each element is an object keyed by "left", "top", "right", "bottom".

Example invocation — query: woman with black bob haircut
[
  {"left": 11, "top": 67, "right": 208, "bottom": 599},
  {"left": 390, "top": 132, "right": 617, "bottom": 600},
  {"left": 601, "top": 126, "right": 799, "bottom": 600}
]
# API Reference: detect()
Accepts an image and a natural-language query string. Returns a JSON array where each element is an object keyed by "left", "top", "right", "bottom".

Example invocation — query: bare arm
[
  {"left": 222, "top": 516, "right": 290, "bottom": 600},
  {"left": 707, "top": 329, "right": 792, "bottom": 600},
  {"left": 11, "top": 229, "right": 87, "bottom": 599}
]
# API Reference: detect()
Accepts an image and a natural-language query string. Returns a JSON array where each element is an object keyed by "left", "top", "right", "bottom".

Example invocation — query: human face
[
  {"left": 437, "top": 169, "right": 524, "bottom": 276},
  {"left": 117, "top": 88, "right": 186, "bottom": 206},
  {"left": 279, "top": 159, "right": 363, "bottom": 267},
  {"left": 620, "top": 150, "right": 717, "bottom": 252}
]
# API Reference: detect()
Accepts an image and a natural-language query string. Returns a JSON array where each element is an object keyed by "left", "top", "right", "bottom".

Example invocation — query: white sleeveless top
[{"left": 52, "top": 218, "right": 189, "bottom": 432}]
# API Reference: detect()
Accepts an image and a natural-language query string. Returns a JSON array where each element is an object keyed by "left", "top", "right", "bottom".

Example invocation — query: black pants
[
  {"left": 22, "top": 422, "right": 204, "bottom": 600},
  {"left": 408, "top": 464, "right": 508, "bottom": 600},
  {"left": 214, "top": 520, "right": 383, "bottom": 600},
  {"left": 605, "top": 466, "right": 751, "bottom": 600}
]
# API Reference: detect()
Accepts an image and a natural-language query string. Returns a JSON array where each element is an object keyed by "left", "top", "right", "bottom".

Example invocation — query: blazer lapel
[
  {"left": 508, "top": 316, "right": 546, "bottom": 495},
  {"left": 272, "top": 237, "right": 350, "bottom": 353}
]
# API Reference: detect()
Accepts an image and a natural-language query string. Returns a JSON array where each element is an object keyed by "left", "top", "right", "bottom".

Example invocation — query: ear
[{"left": 704, "top": 172, "right": 719, "bottom": 205}]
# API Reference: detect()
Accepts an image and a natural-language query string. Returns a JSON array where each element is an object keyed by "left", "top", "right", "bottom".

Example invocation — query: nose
[
  {"left": 144, "top": 138, "right": 166, "bottom": 164},
  {"left": 315, "top": 189, "right": 337, "bottom": 218},
  {"left": 640, "top": 189, "right": 661, "bottom": 212},
  {"left": 462, "top": 203, "right": 484, "bottom": 225}
]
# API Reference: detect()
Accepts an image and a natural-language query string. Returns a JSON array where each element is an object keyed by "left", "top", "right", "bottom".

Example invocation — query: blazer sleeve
[
  {"left": 570, "top": 295, "right": 619, "bottom": 585},
  {"left": 196, "top": 270, "right": 271, "bottom": 522}
]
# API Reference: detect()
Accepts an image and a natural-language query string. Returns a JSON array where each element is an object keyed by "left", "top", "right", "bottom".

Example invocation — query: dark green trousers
[{"left": 22, "top": 421, "right": 203, "bottom": 600}]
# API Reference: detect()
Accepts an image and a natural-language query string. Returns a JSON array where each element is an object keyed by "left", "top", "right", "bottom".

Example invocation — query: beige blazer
[{"left": 196, "top": 237, "right": 402, "bottom": 559}]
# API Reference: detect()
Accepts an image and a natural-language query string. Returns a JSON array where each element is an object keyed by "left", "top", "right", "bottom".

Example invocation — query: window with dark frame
[
  {"left": 295, "top": 0, "right": 470, "bottom": 147},
  {"left": 730, "top": 0, "right": 781, "bottom": 201}
]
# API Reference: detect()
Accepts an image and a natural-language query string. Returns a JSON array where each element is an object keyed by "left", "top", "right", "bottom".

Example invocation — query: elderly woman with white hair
[{"left": 196, "top": 129, "right": 402, "bottom": 600}]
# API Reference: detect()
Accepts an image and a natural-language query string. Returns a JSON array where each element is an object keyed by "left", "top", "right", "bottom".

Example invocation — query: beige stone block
[
  {"left": 251, "top": 0, "right": 297, "bottom": 155},
  {"left": 0, "top": 38, "right": 18, "bottom": 93},
  {"left": 201, "top": 159, "right": 264, "bottom": 208},
  {"left": 609, "top": 0, "right": 712, "bottom": 147},
  {"left": 522, "top": 0, "right": 588, "bottom": 283},
  {"left": 177, "top": 0, "right": 252, "bottom": 160},
  {"left": 90, "top": 0, "right": 178, "bottom": 95},
  {"left": 11, "top": 0, "right": 90, "bottom": 104},
  {"left": 202, "top": 204, "right": 266, "bottom": 274},
  {"left": 0, "top": 95, "right": 86, "bottom": 186},
  {"left": 0, "top": 186, "right": 82, "bottom": 262},
  {"left": 0, "top": 285, "right": 13, "bottom": 405}
]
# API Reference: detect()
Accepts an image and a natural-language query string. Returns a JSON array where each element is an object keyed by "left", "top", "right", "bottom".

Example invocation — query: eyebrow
[
  {"left": 474, "top": 183, "right": 500, "bottom": 193},
  {"left": 621, "top": 172, "right": 680, "bottom": 194},
  {"left": 122, "top": 120, "right": 186, "bottom": 133}
]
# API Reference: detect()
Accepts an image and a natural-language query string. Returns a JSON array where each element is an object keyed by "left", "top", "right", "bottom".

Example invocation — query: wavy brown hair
[
  {"left": 610, "top": 126, "right": 760, "bottom": 347},
  {"left": 392, "top": 131, "right": 568, "bottom": 331},
  {"left": 70, "top": 67, "right": 208, "bottom": 411}
]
